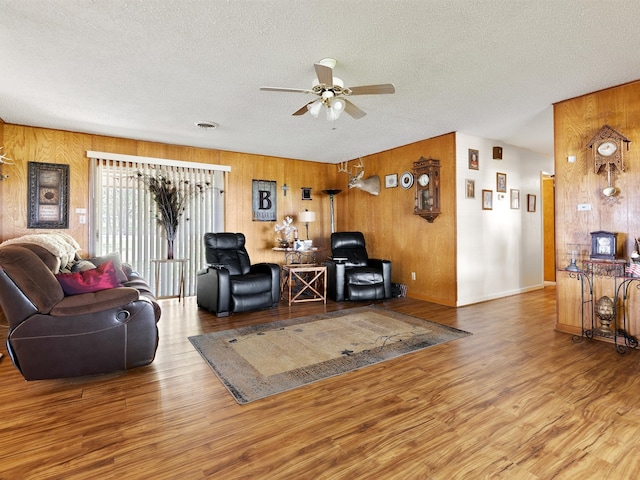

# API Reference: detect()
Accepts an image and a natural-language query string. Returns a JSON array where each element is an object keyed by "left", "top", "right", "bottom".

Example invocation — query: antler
[
  {"left": 337, "top": 160, "right": 351, "bottom": 175},
  {"left": 0, "top": 147, "right": 13, "bottom": 165}
]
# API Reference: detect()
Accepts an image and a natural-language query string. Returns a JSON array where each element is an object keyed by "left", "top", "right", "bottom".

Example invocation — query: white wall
[{"left": 456, "top": 133, "right": 553, "bottom": 306}]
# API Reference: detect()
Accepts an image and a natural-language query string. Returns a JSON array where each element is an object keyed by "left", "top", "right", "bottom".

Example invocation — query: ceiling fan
[{"left": 260, "top": 58, "right": 395, "bottom": 120}]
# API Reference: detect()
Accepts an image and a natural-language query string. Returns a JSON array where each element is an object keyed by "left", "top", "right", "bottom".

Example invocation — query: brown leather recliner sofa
[{"left": 0, "top": 241, "right": 161, "bottom": 380}]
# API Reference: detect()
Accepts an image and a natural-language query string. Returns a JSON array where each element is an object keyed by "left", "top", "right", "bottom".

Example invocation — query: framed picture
[
  {"left": 496, "top": 172, "right": 507, "bottom": 193},
  {"left": 468, "top": 149, "right": 479, "bottom": 170},
  {"left": 465, "top": 179, "right": 475, "bottom": 198},
  {"left": 252, "top": 179, "right": 277, "bottom": 221},
  {"left": 527, "top": 194, "right": 536, "bottom": 212},
  {"left": 301, "top": 187, "right": 312, "bottom": 200},
  {"left": 482, "top": 189, "right": 493, "bottom": 210},
  {"left": 28, "top": 162, "right": 69, "bottom": 229},
  {"left": 510, "top": 189, "right": 520, "bottom": 209},
  {"left": 385, "top": 173, "right": 398, "bottom": 188}
]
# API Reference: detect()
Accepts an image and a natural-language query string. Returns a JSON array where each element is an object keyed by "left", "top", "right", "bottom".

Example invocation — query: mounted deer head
[{"left": 337, "top": 158, "right": 380, "bottom": 196}]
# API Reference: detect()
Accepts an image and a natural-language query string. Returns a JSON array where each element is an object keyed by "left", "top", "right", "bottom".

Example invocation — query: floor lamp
[{"left": 322, "top": 189, "right": 342, "bottom": 233}]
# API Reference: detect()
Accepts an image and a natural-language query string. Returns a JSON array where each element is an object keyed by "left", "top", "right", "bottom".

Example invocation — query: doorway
[{"left": 542, "top": 174, "right": 555, "bottom": 283}]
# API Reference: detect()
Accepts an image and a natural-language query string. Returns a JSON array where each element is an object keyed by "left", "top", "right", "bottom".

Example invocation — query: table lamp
[{"left": 298, "top": 209, "right": 316, "bottom": 240}]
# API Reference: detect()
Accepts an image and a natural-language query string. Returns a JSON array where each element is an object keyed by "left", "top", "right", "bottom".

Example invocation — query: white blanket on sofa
[{"left": 0, "top": 233, "right": 81, "bottom": 272}]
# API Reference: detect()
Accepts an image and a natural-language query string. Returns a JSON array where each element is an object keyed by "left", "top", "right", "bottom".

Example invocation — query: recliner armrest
[
  {"left": 367, "top": 258, "right": 392, "bottom": 298},
  {"left": 250, "top": 262, "right": 281, "bottom": 305},
  {"left": 207, "top": 263, "right": 226, "bottom": 269},
  {"left": 324, "top": 260, "right": 347, "bottom": 301},
  {"left": 50, "top": 287, "right": 140, "bottom": 316},
  {"left": 196, "top": 265, "right": 232, "bottom": 316}
]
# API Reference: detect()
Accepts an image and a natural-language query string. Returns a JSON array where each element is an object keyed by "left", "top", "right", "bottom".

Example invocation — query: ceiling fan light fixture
[
  {"left": 326, "top": 107, "right": 341, "bottom": 121},
  {"left": 307, "top": 100, "right": 322, "bottom": 118},
  {"left": 333, "top": 98, "right": 345, "bottom": 112}
]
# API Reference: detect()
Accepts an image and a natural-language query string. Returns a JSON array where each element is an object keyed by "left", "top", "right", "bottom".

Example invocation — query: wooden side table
[
  {"left": 281, "top": 264, "right": 327, "bottom": 306},
  {"left": 151, "top": 258, "right": 188, "bottom": 302},
  {"left": 272, "top": 247, "right": 323, "bottom": 265}
]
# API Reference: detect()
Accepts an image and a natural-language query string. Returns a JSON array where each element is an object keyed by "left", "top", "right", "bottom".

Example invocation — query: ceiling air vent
[{"left": 195, "top": 121, "right": 219, "bottom": 130}]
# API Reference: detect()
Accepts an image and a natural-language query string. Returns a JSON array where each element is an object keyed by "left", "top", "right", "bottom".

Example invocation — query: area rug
[{"left": 188, "top": 305, "right": 471, "bottom": 404}]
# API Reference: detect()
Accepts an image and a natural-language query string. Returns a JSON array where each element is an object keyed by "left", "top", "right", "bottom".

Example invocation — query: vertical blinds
[{"left": 88, "top": 151, "right": 227, "bottom": 297}]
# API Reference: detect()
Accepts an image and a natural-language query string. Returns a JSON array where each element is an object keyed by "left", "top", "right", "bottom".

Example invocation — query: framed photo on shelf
[
  {"left": 527, "top": 194, "right": 536, "bottom": 212},
  {"left": 385, "top": 173, "right": 398, "bottom": 188},
  {"left": 510, "top": 189, "right": 520, "bottom": 209},
  {"left": 465, "top": 179, "right": 475, "bottom": 198},
  {"left": 468, "top": 149, "right": 479, "bottom": 170},
  {"left": 496, "top": 172, "right": 507, "bottom": 193},
  {"left": 27, "top": 161, "right": 69, "bottom": 229},
  {"left": 482, "top": 189, "right": 493, "bottom": 210}
]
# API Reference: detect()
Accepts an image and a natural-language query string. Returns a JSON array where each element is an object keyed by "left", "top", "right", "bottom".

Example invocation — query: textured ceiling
[{"left": 2, "top": 1, "right": 640, "bottom": 163}]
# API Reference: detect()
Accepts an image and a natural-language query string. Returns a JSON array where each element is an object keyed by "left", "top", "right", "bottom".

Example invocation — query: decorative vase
[
  {"left": 275, "top": 231, "right": 293, "bottom": 248},
  {"left": 165, "top": 226, "right": 177, "bottom": 260}
]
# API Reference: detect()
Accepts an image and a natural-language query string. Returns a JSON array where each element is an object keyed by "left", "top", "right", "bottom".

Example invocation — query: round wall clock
[
  {"left": 588, "top": 125, "right": 629, "bottom": 175},
  {"left": 597, "top": 141, "right": 618, "bottom": 157},
  {"left": 400, "top": 171, "right": 414, "bottom": 189}
]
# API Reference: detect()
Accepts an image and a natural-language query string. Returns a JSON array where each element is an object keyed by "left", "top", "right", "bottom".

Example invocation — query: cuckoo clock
[
  {"left": 413, "top": 157, "right": 441, "bottom": 223},
  {"left": 587, "top": 125, "right": 630, "bottom": 175}
]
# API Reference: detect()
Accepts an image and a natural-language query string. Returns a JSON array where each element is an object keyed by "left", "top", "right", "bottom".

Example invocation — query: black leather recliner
[
  {"left": 324, "top": 231, "right": 392, "bottom": 301},
  {"left": 196, "top": 233, "right": 280, "bottom": 317}
]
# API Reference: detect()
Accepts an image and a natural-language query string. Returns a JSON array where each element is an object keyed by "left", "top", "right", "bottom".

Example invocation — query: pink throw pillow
[{"left": 56, "top": 260, "right": 121, "bottom": 296}]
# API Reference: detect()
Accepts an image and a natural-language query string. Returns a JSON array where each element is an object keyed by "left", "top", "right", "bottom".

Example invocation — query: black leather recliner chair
[
  {"left": 196, "top": 233, "right": 280, "bottom": 317},
  {"left": 324, "top": 231, "right": 392, "bottom": 301}
]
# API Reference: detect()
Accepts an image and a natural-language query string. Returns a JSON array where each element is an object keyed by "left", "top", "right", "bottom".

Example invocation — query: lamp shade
[
  {"left": 307, "top": 100, "right": 322, "bottom": 118},
  {"left": 298, "top": 210, "right": 316, "bottom": 223}
]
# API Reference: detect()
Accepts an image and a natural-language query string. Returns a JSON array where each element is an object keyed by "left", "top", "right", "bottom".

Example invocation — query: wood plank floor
[{"left": 1, "top": 286, "right": 640, "bottom": 479}]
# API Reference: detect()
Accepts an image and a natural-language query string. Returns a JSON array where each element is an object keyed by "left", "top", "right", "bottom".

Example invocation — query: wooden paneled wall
[
  {"left": 0, "top": 118, "right": 4, "bottom": 241},
  {"left": 0, "top": 124, "right": 458, "bottom": 305},
  {"left": 554, "top": 80, "right": 640, "bottom": 336},
  {"left": 336, "top": 133, "right": 457, "bottom": 306}
]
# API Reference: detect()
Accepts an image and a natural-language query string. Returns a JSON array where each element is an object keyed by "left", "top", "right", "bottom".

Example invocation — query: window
[{"left": 88, "top": 151, "right": 228, "bottom": 297}]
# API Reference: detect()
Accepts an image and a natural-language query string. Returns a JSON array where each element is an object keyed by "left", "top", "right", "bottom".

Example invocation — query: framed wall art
[
  {"left": 301, "top": 187, "right": 312, "bottom": 200},
  {"left": 28, "top": 161, "right": 69, "bottom": 229},
  {"left": 527, "top": 194, "right": 536, "bottom": 212},
  {"left": 252, "top": 179, "right": 277, "bottom": 221},
  {"left": 465, "top": 179, "right": 475, "bottom": 198},
  {"left": 482, "top": 189, "right": 493, "bottom": 210},
  {"left": 496, "top": 172, "right": 507, "bottom": 193},
  {"left": 510, "top": 189, "right": 520, "bottom": 209},
  {"left": 385, "top": 173, "right": 398, "bottom": 188},
  {"left": 468, "top": 149, "right": 479, "bottom": 170}
]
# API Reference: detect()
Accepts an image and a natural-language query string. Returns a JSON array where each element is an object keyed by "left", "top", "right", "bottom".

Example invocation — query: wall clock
[
  {"left": 413, "top": 157, "right": 440, "bottom": 223},
  {"left": 587, "top": 125, "right": 630, "bottom": 175},
  {"left": 400, "top": 171, "right": 413, "bottom": 189}
]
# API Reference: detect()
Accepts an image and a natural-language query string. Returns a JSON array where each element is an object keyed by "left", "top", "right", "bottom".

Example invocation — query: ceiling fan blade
[
  {"left": 314, "top": 62, "right": 334, "bottom": 87},
  {"left": 260, "top": 86, "right": 315, "bottom": 95},
  {"left": 348, "top": 83, "right": 396, "bottom": 95},
  {"left": 292, "top": 101, "right": 315, "bottom": 116},
  {"left": 344, "top": 99, "right": 367, "bottom": 119}
]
